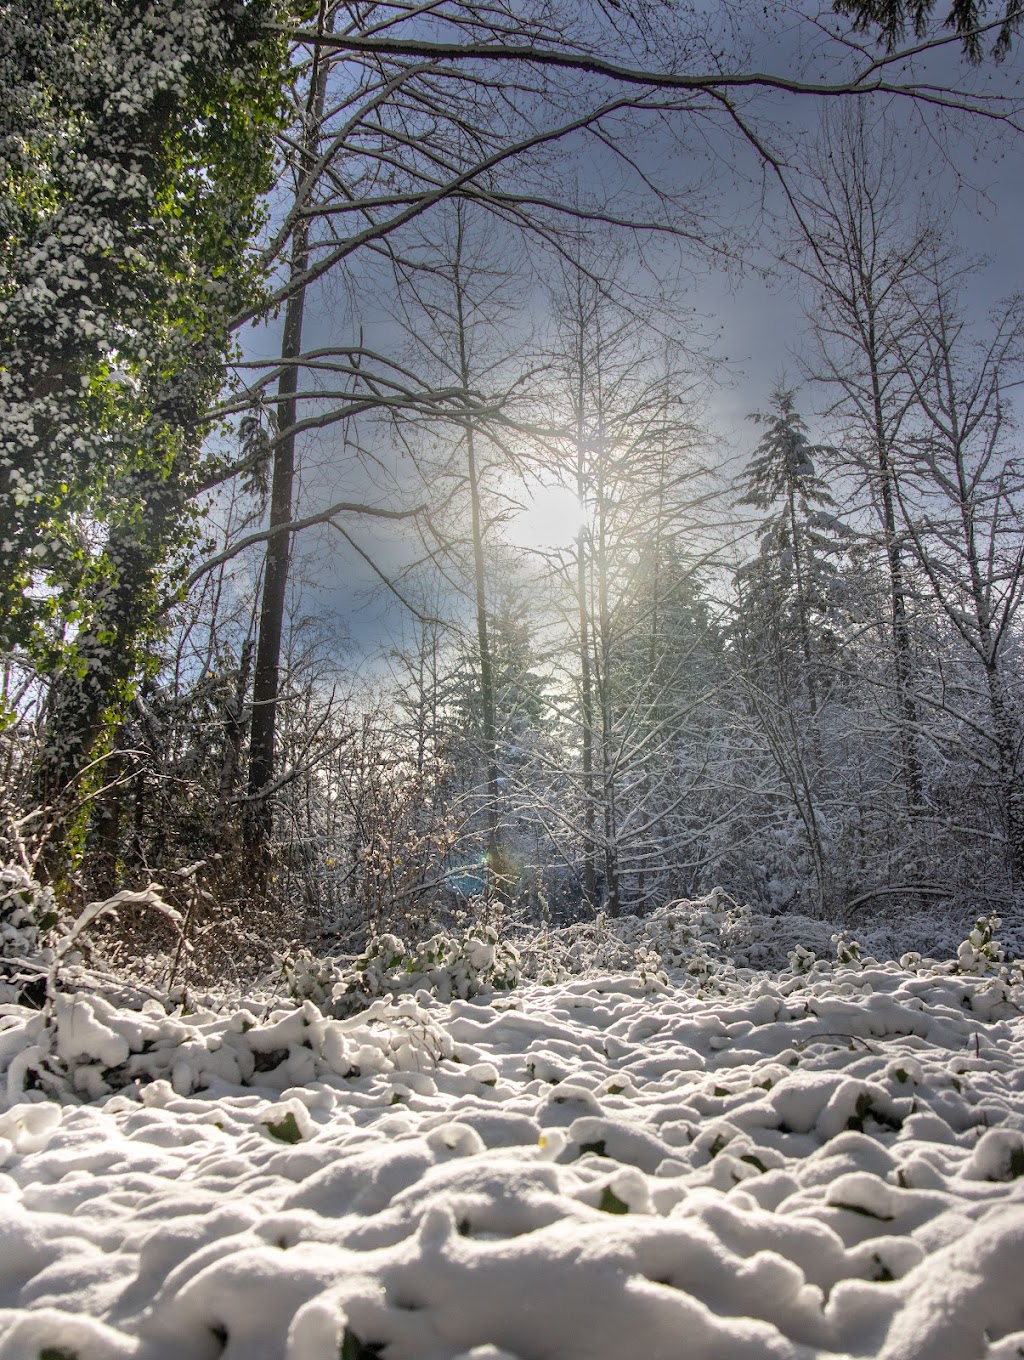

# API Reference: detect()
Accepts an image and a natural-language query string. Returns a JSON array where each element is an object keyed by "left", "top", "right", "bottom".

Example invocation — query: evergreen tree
[
  {"left": 731, "top": 388, "right": 851, "bottom": 913},
  {"left": 736, "top": 388, "right": 849, "bottom": 712}
]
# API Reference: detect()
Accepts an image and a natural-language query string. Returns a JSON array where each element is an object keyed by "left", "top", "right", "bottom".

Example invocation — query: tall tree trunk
[
  {"left": 245, "top": 256, "right": 308, "bottom": 841},
  {"left": 465, "top": 423, "right": 501, "bottom": 870},
  {"left": 246, "top": 15, "right": 330, "bottom": 845},
  {"left": 576, "top": 441, "right": 597, "bottom": 910},
  {"left": 867, "top": 347, "right": 924, "bottom": 811},
  {"left": 452, "top": 233, "right": 501, "bottom": 881},
  {"left": 595, "top": 431, "right": 621, "bottom": 918},
  {"left": 218, "top": 638, "right": 252, "bottom": 821},
  {"left": 36, "top": 469, "right": 180, "bottom": 821}
]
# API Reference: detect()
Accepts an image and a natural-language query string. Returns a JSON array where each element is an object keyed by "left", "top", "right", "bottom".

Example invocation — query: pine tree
[{"left": 736, "top": 388, "right": 848, "bottom": 714}]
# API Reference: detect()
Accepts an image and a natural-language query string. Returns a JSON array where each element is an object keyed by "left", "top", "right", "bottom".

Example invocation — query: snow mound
[{"left": 1, "top": 951, "right": 1024, "bottom": 1358}]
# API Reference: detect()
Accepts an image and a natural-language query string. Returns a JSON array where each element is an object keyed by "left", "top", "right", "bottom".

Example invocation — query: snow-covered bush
[
  {"left": 503, "top": 892, "right": 1024, "bottom": 996},
  {"left": 2, "top": 989, "right": 454, "bottom": 1103},
  {"left": 832, "top": 932, "right": 862, "bottom": 966},
  {"left": 0, "top": 863, "right": 60, "bottom": 957},
  {"left": 332, "top": 922, "right": 521, "bottom": 1015},
  {"left": 509, "top": 892, "right": 835, "bottom": 990},
  {"left": 273, "top": 919, "right": 525, "bottom": 1018},
  {"left": 262, "top": 895, "right": 1024, "bottom": 1023},
  {"left": 955, "top": 915, "right": 1010, "bottom": 976},
  {"left": 277, "top": 946, "right": 347, "bottom": 1008}
]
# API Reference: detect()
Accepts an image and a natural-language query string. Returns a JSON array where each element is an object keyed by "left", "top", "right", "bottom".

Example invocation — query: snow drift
[{"left": 1, "top": 894, "right": 1023, "bottom": 1358}]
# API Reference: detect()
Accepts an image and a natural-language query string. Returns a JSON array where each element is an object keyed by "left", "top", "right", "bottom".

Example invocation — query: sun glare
[{"left": 511, "top": 481, "right": 584, "bottom": 552}]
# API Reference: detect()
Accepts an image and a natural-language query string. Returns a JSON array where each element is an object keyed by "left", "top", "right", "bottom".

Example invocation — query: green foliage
[
  {"left": 833, "top": 933, "right": 862, "bottom": 966},
  {"left": 834, "top": 0, "right": 1022, "bottom": 60},
  {"left": 1, "top": 863, "right": 61, "bottom": 957},
  {"left": 0, "top": 0, "right": 291, "bottom": 809},
  {"left": 277, "top": 920, "right": 524, "bottom": 1017},
  {"left": 336, "top": 921, "right": 522, "bottom": 1013},
  {"left": 265, "top": 1111, "right": 304, "bottom": 1144},
  {"left": 340, "top": 1331, "right": 386, "bottom": 1360},
  {"left": 279, "top": 947, "right": 345, "bottom": 1008},
  {"left": 831, "top": 1199, "right": 895, "bottom": 1221},
  {"left": 787, "top": 944, "right": 818, "bottom": 975},
  {"left": 955, "top": 916, "right": 1008, "bottom": 975},
  {"left": 844, "top": 1091, "right": 902, "bottom": 1134},
  {"left": 740, "top": 1153, "right": 769, "bottom": 1174},
  {"left": 598, "top": 1185, "right": 629, "bottom": 1214}
]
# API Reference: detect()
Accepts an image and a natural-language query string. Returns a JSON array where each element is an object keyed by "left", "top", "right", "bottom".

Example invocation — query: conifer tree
[{"left": 736, "top": 388, "right": 848, "bottom": 716}]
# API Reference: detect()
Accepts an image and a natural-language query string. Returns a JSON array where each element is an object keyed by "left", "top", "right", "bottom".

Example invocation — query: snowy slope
[{"left": 1, "top": 950, "right": 1024, "bottom": 1359}]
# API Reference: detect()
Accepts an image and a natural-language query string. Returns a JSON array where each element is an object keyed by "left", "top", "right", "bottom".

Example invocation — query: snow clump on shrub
[{"left": 278, "top": 921, "right": 522, "bottom": 1016}]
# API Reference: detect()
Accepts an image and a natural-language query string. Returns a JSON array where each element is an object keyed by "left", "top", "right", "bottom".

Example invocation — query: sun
[{"left": 510, "top": 480, "right": 584, "bottom": 552}]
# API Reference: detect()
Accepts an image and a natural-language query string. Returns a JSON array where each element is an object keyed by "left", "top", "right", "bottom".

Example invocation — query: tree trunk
[
  {"left": 245, "top": 14, "right": 330, "bottom": 844},
  {"left": 245, "top": 255, "right": 307, "bottom": 842},
  {"left": 867, "top": 347, "right": 924, "bottom": 811},
  {"left": 451, "top": 234, "right": 501, "bottom": 882},
  {"left": 36, "top": 471, "right": 179, "bottom": 813},
  {"left": 576, "top": 446, "right": 597, "bottom": 910}
]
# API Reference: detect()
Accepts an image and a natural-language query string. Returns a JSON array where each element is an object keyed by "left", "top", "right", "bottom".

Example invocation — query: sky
[{"left": 235, "top": 2, "right": 1024, "bottom": 664}]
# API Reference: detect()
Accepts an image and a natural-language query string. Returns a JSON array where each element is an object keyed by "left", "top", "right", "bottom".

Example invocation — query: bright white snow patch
[{"left": 1, "top": 949, "right": 1023, "bottom": 1358}]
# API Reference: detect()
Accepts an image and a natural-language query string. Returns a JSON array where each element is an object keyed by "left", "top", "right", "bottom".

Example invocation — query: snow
[{"left": 2, "top": 919, "right": 1024, "bottom": 1358}]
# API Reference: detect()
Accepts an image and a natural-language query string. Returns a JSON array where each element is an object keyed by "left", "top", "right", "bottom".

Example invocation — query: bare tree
[
  {"left": 379, "top": 200, "right": 540, "bottom": 883},
  {"left": 892, "top": 266, "right": 1024, "bottom": 879},
  {"left": 543, "top": 269, "right": 717, "bottom": 916},
  {"left": 788, "top": 108, "right": 941, "bottom": 812}
]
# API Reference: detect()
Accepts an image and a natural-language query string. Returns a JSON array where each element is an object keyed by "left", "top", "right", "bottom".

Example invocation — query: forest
[
  {"left": 3, "top": 0, "right": 1024, "bottom": 962},
  {"left": 5, "top": 0, "right": 1022, "bottom": 962},
  {"left": 3, "top": 1, "right": 1024, "bottom": 1356}
]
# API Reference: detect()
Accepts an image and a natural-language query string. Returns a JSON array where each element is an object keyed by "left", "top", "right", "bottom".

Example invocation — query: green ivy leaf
[
  {"left": 871, "top": 1253, "right": 895, "bottom": 1282},
  {"left": 265, "top": 1112, "right": 303, "bottom": 1144},
  {"left": 598, "top": 1186, "right": 629, "bottom": 1214},
  {"left": 340, "top": 1328, "right": 387, "bottom": 1359},
  {"left": 739, "top": 1153, "right": 769, "bottom": 1174}
]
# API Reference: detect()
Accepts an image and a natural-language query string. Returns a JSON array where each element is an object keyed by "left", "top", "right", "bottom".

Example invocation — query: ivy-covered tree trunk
[
  {"left": 1, "top": 0, "right": 286, "bottom": 868},
  {"left": 35, "top": 466, "right": 184, "bottom": 830}
]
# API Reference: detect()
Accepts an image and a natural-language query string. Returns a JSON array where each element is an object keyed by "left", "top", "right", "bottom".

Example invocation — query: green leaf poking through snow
[
  {"left": 265, "top": 1112, "right": 303, "bottom": 1144},
  {"left": 740, "top": 1153, "right": 769, "bottom": 1174},
  {"left": 340, "top": 1327, "right": 387, "bottom": 1359},
  {"left": 598, "top": 1186, "right": 630, "bottom": 1214}
]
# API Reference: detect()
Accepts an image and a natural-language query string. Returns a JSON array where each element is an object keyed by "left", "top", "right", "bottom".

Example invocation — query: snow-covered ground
[{"left": 2, "top": 911, "right": 1024, "bottom": 1359}]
